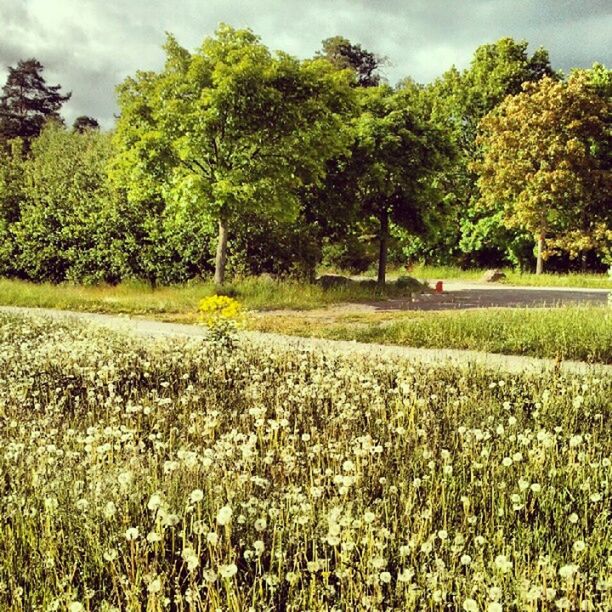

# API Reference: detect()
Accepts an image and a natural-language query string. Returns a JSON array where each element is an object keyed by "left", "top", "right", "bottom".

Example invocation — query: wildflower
[
  {"left": 148, "top": 493, "right": 163, "bottom": 511},
  {"left": 182, "top": 546, "right": 199, "bottom": 571},
  {"left": 397, "top": 568, "right": 414, "bottom": 582},
  {"left": 103, "top": 501, "right": 117, "bottom": 519},
  {"left": 463, "top": 598, "right": 479, "bottom": 611},
  {"left": 217, "top": 505, "right": 233, "bottom": 526},
  {"left": 189, "top": 489, "right": 204, "bottom": 504},
  {"left": 125, "top": 527, "right": 139, "bottom": 541},
  {"left": 68, "top": 603, "right": 84, "bottom": 612},
  {"left": 573, "top": 540, "right": 586, "bottom": 553},
  {"left": 148, "top": 576, "right": 162, "bottom": 594},
  {"left": 461, "top": 554, "right": 472, "bottom": 565},
  {"left": 559, "top": 564, "right": 578, "bottom": 579},
  {"left": 379, "top": 571, "right": 392, "bottom": 584},
  {"left": 363, "top": 511, "right": 376, "bottom": 524},
  {"left": 494, "top": 555, "right": 513, "bottom": 573},
  {"left": 569, "top": 435, "right": 583, "bottom": 448},
  {"left": 254, "top": 518, "right": 267, "bottom": 532},
  {"left": 219, "top": 563, "right": 238, "bottom": 579},
  {"left": 253, "top": 540, "right": 265, "bottom": 555},
  {"left": 488, "top": 604, "right": 503, "bottom": 612}
]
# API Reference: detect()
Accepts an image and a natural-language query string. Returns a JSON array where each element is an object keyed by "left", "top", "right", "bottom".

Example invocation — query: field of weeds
[{"left": 1, "top": 313, "right": 610, "bottom": 611}]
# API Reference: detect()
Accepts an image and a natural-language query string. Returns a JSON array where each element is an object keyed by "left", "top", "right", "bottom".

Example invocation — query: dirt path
[{"left": 2, "top": 305, "right": 609, "bottom": 376}]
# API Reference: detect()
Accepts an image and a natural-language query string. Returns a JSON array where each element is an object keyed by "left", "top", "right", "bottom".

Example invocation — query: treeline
[{"left": 0, "top": 27, "right": 610, "bottom": 285}]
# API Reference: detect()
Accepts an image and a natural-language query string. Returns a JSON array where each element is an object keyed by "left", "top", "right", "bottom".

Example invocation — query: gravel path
[{"left": 2, "top": 305, "right": 609, "bottom": 376}]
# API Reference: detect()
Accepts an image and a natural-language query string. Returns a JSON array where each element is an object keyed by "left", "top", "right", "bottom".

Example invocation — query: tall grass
[
  {"left": 0, "top": 276, "right": 421, "bottom": 314},
  {"left": 1, "top": 313, "right": 610, "bottom": 610},
  {"left": 251, "top": 306, "right": 612, "bottom": 363}
]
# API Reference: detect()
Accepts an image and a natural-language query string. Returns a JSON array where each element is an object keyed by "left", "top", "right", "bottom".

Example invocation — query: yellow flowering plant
[{"left": 198, "top": 295, "right": 244, "bottom": 345}]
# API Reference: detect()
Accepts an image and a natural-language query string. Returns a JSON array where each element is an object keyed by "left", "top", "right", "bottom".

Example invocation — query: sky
[{"left": 1, "top": 0, "right": 610, "bottom": 128}]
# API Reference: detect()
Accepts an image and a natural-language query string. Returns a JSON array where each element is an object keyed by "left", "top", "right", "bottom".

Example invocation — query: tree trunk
[
  {"left": 214, "top": 217, "right": 229, "bottom": 285},
  {"left": 377, "top": 209, "right": 389, "bottom": 287},
  {"left": 581, "top": 252, "right": 588, "bottom": 272},
  {"left": 535, "top": 233, "right": 545, "bottom": 275}
]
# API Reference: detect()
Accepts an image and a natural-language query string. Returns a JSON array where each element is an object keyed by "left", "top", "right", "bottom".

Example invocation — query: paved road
[
  {"left": 1, "top": 305, "right": 609, "bottom": 376},
  {"left": 376, "top": 281, "right": 609, "bottom": 312}
]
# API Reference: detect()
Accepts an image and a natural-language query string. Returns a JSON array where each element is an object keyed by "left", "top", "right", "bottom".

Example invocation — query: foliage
[
  {"left": 351, "top": 86, "right": 448, "bottom": 285},
  {"left": 198, "top": 294, "right": 244, "bottom": 345},
  {"left": 318, "top": 36, "right": 384, "bottom": 87},
  {"left": 475, "top": 73, "right": 610, "bottom": 273},
  {"left": 112, "top": 25, "right": 356, "bottom": 284},
  {"left": 419, "top": 38, "right": 557, "bottom": 267},
  {"left": 72, "top": 115, "right": 100, "bottom": 132},
  {"left": 1, "top": 313, "right": 610, "bottom": 609},
  {"left": 11, "top": 123, "right": 133, "bottom": 283},
  {"left": 0, "top": 139, "right": 25, "bottom": 275},
  {"left": 0, "top": 58, "right": 71, "bottom": 145}
]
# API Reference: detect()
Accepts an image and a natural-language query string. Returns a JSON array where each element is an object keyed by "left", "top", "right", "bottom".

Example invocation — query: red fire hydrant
[{"left": 435, "top": 281, "right": 444, "bottom": 294}]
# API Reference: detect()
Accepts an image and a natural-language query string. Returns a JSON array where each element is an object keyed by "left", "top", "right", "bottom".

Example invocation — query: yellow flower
[{"left": 198, "top": 295, "right": 244, "bottom": 328}]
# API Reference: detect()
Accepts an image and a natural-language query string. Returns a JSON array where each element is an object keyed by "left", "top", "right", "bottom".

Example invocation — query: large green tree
[
  {"left": 422, "top": 38, "right": 557, "bottom": 266},
  {"left": 475, "top": 73, "right": 610, "bottom": 274},
  {"left": 112, "top": 25, "right": 355, "bottom": 284},
  {"left": 0, "top": 59, "right": 71, "bottom": 145},
  {"left": 352, "top": 86, "right": 447, "bottom": 285}
]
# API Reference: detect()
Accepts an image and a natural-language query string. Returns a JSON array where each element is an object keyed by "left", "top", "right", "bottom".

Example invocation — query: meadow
[
  {"left": 1, "top": 312, "right": 610, "bottom": 610},
  {"left": 251, "top": 306, "right": 612, "bottom": 363},
  {"left": 0, "top": 277, "right": 420, "bottom": 314}
]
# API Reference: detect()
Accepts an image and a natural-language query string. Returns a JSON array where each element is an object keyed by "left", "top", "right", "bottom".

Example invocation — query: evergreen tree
[{"left": 0, "top": 59, "right": 71, "bottom": 145}]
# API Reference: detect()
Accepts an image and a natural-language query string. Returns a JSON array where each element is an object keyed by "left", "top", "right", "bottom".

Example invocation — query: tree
[
  {"left": 352, "top": 86, "right": 447, "bottom": 285},
  {"left": 421, "top": 38, "right": 557, "bottom": 266},
  {"left": 318, "top": 36, "right": 384, "bottom": 87},
  {"left": 475, "top": 74, "right": 610, "bottom": 274},
  {"left": 0, "top": 139, "right": 25, "bottom": 275},
  {"left": 73, "top": 115, "right": 100, "bottom": 133},
  {"left": 0, "top": 59, "right": 71, "bottom": 145},
  {"left": 11, "top": 122, "right": 130, "bottom": 283},
  {"left": 111, "top": 25, "right": 355, "bottom": 284}
]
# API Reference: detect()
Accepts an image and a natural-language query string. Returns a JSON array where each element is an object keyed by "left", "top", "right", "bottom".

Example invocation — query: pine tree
[{"left": 0, "top": 59, "right": 71, "bottom": 145}]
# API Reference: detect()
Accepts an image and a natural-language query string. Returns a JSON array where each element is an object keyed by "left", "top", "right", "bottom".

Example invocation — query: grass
[
  {"left": 406, "top": 265, "right": 612, "bottom": 289},
  {"left": 0, "top": 276, "right": 425, "bottom": 314},
  {"left": 323, "top": 264, "right": 612, "bottom": 289},
  {"left": 1, "top": 312, "right": 611, "bottom": 610},
  {"left": 251, "top": 306, "right": 612, "bottom": 363}
]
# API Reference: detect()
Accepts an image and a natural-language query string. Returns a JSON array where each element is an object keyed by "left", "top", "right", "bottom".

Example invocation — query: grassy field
[
  {"left": 1, "top": 312, "right": 610, "bottom": 610},
  {"left": 0, "top": 276, "right": 424, "bottom": 314},
  {"left": 251, "top": 306, "right": 612, "bottom": 363},
  {"left": 336, "top": 264, "right": 612, "bottom": 289}
]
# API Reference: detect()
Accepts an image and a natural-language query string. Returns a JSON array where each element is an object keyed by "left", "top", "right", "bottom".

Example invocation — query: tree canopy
[
  {"left": 0, "top": 59, "right": 71, "bottom": 145},
  {"left": 475, "top": 73, "right": 610, "bottom": 273},
  {"left": 318, "top": 36, "right": 384, "bottom": 87},
  {"left": 112, "top": 25, "right": 356, "bottom": 284}
]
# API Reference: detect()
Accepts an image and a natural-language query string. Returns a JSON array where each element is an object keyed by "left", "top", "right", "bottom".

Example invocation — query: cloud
[{"left": 0, "top": 0, "right": 610, "bottom": 128}]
